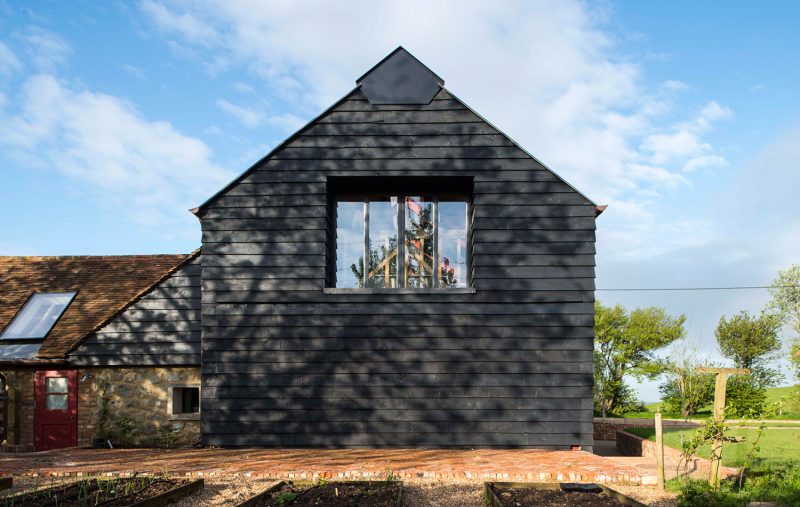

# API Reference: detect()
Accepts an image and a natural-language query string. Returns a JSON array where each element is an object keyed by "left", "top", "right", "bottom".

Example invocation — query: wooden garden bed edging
[
  {"left": 484, "top": 481, "right": 646, "bottom": 507},
  {"left": 0, "top": 478, "right": 204, "bottom": 507},
  {"left": 128, "top": 478, "right": 204, "bottom": 507},
  {"left": 234, "top": 480, "right": 287, "bottom": 507},
  {"left": 0, "top": 477, "right": 11, "bottom": 491},
  {"left": 234, "top": 480, "right": 404, "bottom": 507}
]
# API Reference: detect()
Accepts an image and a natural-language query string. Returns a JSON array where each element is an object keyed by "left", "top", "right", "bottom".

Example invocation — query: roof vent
[{"left": 356, "top": 47, "right": 444, "bottom": 105}]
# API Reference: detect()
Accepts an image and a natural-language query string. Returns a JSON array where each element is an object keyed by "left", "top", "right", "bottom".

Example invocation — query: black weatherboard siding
[
  {"left": 196, "top": 47, "right": 598, "bottom": 449},
  {"left": 70, "top": 257, "right": 201, "bottom": 366}
]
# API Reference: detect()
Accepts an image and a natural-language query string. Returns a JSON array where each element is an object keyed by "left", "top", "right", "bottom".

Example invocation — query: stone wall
[
  {"left": 1, "top": 366, "right": 200, "bottom": 452},
  {"left": 78, "top": 367, "right": 201, "bottom": 447},
  {"left": 0, "top": 369, "right": 35, "bottom": 452}
]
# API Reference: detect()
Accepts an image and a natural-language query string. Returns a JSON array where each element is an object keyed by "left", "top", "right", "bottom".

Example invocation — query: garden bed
[
  {"left": 0, "top": 476, "right": 203, "bottom": 506},
  {"left": 235, "top": 480, "right": 403, "bottom": 507},
  {"left": 484, "top": 481, "right": 646, "bottom": 507}
]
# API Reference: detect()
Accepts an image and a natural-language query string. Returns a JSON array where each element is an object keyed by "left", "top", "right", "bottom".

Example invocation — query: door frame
[{"left": 34, "top": 369, "right": 78, "bottom": 451}]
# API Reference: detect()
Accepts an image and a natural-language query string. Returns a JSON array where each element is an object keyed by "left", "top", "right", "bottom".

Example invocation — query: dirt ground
[{"left": 1, "top": 475, "right": 677, "bottom": 506}]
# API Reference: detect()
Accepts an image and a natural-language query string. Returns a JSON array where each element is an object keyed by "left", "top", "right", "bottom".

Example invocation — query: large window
[
  {"left": 335, "top": 195, "right": 468, "bottom": 289},
  {"left": 0, "top": 292, "right": 76, "bottom": 340}
]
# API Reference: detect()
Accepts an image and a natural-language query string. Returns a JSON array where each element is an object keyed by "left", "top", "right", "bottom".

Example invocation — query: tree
[
  {"left": 715, "top": 311, "right": 783, "bottom": 417},
  {"left": 769, "top": 264, "right": 800, "bottom": 381},
  {"left": 594, "top": 301, "right": 686, "bottom": 417},
  {"left": 659, "top": 341, "right": 716, "bottom": 419}
]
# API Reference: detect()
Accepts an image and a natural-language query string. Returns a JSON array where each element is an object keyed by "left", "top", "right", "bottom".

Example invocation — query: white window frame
[{"left": 168, "top": 383, "right": 201, "bottom": 421}]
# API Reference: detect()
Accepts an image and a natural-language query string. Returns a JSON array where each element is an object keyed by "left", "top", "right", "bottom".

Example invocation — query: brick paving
[{"left": 0, "top": 447, "right": 654, "bottom": 485}]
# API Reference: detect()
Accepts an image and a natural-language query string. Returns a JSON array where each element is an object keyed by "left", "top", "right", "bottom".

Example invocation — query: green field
[
  {"left": 618, "top": 385, "right": 800, "bottom": 420},
  {"left": 626, "top": 426, "right": 800, "bottom": 468}
]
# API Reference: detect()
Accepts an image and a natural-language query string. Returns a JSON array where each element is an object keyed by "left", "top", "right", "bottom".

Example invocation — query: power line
[{"left": 597, "top": 285, "right": 800, "bottom": 292}]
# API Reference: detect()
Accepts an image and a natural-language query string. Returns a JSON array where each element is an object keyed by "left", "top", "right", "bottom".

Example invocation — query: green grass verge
[
  {"left": 617, "top": 385, "right": 800, "bottom": 420},
  {"left": 625, "top": 426, "right": 800, "bottom": 468}
]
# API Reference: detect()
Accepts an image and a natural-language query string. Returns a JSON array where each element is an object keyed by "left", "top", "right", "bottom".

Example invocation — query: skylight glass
[{"left": 0, "top": 292, "right": 76, "bottom": 340}]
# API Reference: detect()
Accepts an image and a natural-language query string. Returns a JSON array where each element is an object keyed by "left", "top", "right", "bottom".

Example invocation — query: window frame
[
  {"left": 332, "top": 194, "right": 472, "bottom": 290},
  {"left": 0, "top": 291, "right": 78, "bottom": 341},
  {"left": 168, "top": 384, "right": 201, "bottom": 421}
]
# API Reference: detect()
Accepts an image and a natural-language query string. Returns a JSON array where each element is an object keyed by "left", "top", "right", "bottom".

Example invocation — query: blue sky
[{"left": 1, "top": 1, "right": 798, "bottom": 401}]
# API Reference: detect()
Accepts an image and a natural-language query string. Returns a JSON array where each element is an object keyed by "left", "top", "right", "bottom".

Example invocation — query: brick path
[{"left": 0, "top": 447, "right": 653, "bottom": 485}]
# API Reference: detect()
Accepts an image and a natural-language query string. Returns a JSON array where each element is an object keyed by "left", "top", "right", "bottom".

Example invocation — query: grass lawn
[
  {"left": 626, "top": 426, "right": 800, "bottom": 468},
  {"left": 617, "top": 385, "right": 800, "bottom": 420}
]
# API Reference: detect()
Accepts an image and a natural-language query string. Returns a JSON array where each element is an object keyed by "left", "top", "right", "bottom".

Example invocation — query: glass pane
[
  {"left": 335, "top": 201, "right": 365, "bottom": 288},
  {"left": 46, "top": 377, "right": 68, "bottom": 393},
  {"left": 181, "top": 388, "right": 200, "bottom": 413},
  {"left": 1, "top": 292, "right": 75, "bottom": 339},
  {"left": 404, "top": 196, "right": 434, "bottom": 288},
  {"left": 367, "top": 198, "right": 399, "bottom": 288},
  {"left": 46, "top": 394, "right": 68, "bottom": 410},
  {"left": 438, "top": 201, "right": 468, "bottom": 288}
]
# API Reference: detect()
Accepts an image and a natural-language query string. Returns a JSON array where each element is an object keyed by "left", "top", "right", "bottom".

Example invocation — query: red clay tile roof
[{"left": 0, "top": 253, "right": 196, "bottom": 359}]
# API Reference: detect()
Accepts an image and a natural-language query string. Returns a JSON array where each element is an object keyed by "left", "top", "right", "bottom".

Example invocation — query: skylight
[{"left": 0, "top": 292, "right": 77, "bottom": 340}]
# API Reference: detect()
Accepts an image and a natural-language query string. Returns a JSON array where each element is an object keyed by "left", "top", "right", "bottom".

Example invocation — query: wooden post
[
  {"left": 655, "top": 411, "right": 665, "bottom": 490},
  {"left": 696, "top": 367, "right": 750, "bottom": 489}
]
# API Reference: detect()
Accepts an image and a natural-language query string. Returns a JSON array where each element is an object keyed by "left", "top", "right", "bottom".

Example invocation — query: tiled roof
[{"left": 0, "top": 253, "right": 195, "bottom": 359}]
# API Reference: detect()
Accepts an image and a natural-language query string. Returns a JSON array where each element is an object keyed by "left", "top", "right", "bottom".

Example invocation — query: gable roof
[
  {"left": 0, "top": 252, "right": 196, "bottom": 360},
  {"left": 192, "top": 47, "right": 598, "bottom": 216}
]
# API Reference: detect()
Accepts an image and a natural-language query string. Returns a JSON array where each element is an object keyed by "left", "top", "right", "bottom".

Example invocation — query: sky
[{"left": 1, "top": 1, "right": 798, "bottom": 401}]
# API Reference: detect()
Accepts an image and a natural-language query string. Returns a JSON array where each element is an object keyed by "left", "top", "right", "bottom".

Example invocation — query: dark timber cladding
[
  {"left": 69, "top": 257, "right": 201, "bottom": 366},
  {"left": 196, "top": 47, "right": 598, "bottom": 448}
]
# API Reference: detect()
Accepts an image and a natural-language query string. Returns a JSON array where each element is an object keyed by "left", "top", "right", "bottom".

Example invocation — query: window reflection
[
  {"left": 367, "top": 198, "right": 398, "bottom": 288},
  {"left": 334, "top": 194, "right": 468, "bottom": 289},
  {"left": 405, "top": 196, "right": 434, "bottom": 288},
  {"left": 335, "top": 201, "right": 364, "bottom": 288},
  {"left": 438, "top": 201, "right": 468, "bottom": 288}
]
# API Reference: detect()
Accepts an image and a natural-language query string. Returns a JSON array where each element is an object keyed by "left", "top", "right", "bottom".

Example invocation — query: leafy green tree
[
  {"left": 659, "top": 341, "right": 716, "bottom": 419},
  {"left": 594, "top": 301, "right": 686, "bottom": 417},
  {"left": 769, "top": 264, "right": 800, "bottom": 381},
  {"left": 715, "top": 311, "right": 783, "bottom": 416}
]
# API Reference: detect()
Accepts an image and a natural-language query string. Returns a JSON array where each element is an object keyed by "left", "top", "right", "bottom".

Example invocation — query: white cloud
[
  {"left": 268, "top": 113, "right": 305, "bottom": 133},
  {"left": 683, "top": 154, "right": 728, "bottom": 173},
  {"left": 0, "top": 41, "right": 21, "bottom": 78},
  {"left": 21, "top": 27, "right": 72, "bottom": 70},
  {"left": 121, "top": 63, "right": 148, "bottom": 80},
  {"left": 216, "top": 98, "right": 263, "bottom": 127},
  {"left": 0, "top": 74, "right": 233, "bottom": 226},
  {"left": 138, "top": 0, "right": 731, "bottom": 210}
]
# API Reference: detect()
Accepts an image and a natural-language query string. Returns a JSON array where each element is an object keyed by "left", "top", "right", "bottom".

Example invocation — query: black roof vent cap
[{"left": 356, "top": 46, "right": 444, "bottom": 105}]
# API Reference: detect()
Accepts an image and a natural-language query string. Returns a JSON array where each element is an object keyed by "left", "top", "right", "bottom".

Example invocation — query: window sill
[
  {"left": 169, "top": 413, "right": 200, "bottom": 421},
  {"left": 324, "top": 288, "right": 476, "bottom": 295}
]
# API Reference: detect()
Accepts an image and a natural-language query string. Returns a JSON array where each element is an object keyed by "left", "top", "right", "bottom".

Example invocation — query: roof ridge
[{"left": 0, "top": 253, "right": 192, "bottom": 260}]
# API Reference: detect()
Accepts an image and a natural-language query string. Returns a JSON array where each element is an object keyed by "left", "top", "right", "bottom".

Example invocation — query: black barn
[{"left": 193, "top": 47, "right": 601, "bottom": 449}]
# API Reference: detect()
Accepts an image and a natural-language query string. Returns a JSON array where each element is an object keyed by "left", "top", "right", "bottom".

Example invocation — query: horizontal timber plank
[
  {"left": 274, "top": 146, "right": 529, "bottom": 160},
  {"left": 202, "top": 385, "right": 592, "bottom": 401},
  {"left": 287, "top": 134, "right": 515, "bottom": 149},
  {"left": 204, "top": 372, "right": 592, "bottom": 388},
  {"left": 210, "top": 325, "right": 593, "bottom": 340},
  {"left": 212, "top": 313, "right": 592, "bottom": 328},
  {"left": 203, "top": 337, "right": 593, "bottom": 353}
]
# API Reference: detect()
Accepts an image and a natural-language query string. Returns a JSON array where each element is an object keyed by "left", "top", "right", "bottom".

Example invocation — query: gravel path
[{"left": 1, "top": 476, "right": 677, "bottom": 506}]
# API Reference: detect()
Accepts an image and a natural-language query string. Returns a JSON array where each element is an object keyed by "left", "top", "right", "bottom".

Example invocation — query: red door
[{"left": 34, "top": 370, "right": 77, "bottom": 451}]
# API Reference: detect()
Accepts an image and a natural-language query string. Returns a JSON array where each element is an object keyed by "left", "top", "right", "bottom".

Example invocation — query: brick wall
[
  {"left": 0, "top": 369, "right": 35, "bottom": 452},
  {"left": 616, "top": 429, "right": 739, "bottom": 479},
  {"left": 593, "top": 417, "right": 701, "bottom": 441},
  {"left": 78, "top": 367, "right": 201, "bottom": 447}
]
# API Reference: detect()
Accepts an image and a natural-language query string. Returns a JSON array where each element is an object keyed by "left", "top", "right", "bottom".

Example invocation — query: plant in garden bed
[{"left": 0, "top": 474, "right": 200, "bottom": 507}]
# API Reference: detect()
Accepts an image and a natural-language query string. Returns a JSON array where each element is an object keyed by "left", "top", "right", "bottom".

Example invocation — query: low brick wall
[
  {"left": 594, "top": 417, "right": 701, "bottom": 441},
  {"left": 616, "top": 429, "right": 739, "bottom": 479}
]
